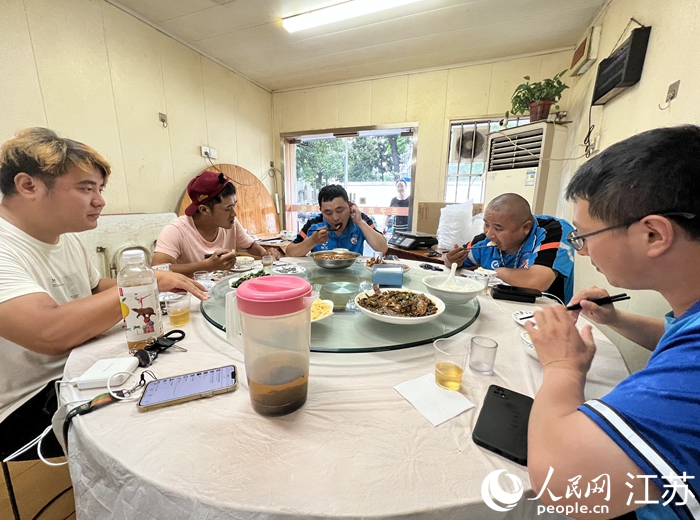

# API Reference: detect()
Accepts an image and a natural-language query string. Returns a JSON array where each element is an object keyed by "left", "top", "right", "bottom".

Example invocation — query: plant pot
[{"left": 528, "top": 100, "right": 554, "bottom": 122}]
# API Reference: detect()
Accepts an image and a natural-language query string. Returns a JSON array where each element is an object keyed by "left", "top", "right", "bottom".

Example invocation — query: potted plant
[{"left": 508, "top": 69, "right": 569, "bottom": 122}]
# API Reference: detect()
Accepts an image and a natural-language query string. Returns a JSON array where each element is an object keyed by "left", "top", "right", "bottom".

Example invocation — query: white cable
[
  {"left": 37, "top": 425, "right": 67, "bottom": 466},
  {"left": 106, "top": 371, "right": 139, "bottom": 400},
  {"left": 541, "top": 291, "right": 564, "bottom": 305},
  {"left": 3, "top": 433, "right": 42, "bottom": 462}
]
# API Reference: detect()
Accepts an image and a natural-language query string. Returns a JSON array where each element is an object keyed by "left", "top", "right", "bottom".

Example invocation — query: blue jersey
[
  {"left": 462, "top": 215, "right": 575, "bottom": 303},
  {"left": 579, "top": 300, "right": 700, "bottom": 520},
  {"left": 293, "top": 213, "right": 379, "bottom": 254}
]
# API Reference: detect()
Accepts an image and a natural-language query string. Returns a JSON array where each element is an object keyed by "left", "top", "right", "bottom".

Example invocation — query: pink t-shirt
[{"left": 155, "top": 216, "right": 255, "bottom": 264}]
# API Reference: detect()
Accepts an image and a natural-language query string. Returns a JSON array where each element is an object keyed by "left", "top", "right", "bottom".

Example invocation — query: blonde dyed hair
[{"left": 0, "top": 127, "right": 111, "bottom": 196}]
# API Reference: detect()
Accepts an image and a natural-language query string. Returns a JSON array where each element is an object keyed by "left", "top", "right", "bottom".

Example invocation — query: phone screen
[{"left": 139, "top": 366, "right": 236, "bottom": 407}]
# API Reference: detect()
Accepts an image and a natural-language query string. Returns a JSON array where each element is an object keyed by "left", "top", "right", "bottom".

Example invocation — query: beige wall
[
  {"left": 556, "top": 0, "right": 700, "bottom": 372},
  {"left": 0, "top": 0, "right": 273, "bottom": 214},
  {"left": 272, "top": 50, "right": 572, "bottom": 217}
]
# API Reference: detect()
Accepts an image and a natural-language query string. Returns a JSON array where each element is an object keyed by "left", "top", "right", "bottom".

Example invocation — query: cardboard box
[
  {"left": 416, "top": 202, "right": 452, "bottom": 235},
  {"left": 416, "top": 202, "right": 483, "bottom": 235}
]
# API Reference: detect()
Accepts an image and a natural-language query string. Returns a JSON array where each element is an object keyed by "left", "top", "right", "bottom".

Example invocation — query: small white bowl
[
  {"left": 521, "top": 330, "right": 539, "bottom": 361},
  {"left": 421, "top": 275, "right": 483, "bottom": 305},
  {"left": 236, "top": 256, "right": 254, "bottom": 268}
]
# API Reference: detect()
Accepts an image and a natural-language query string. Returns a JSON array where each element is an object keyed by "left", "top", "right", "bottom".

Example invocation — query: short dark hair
[
  {"left": 566, "top": 125, "right": 700, "bottom": 240},
  {"left": 395, "top": 179, "right": 407, "bottom": 187},
  {"left": 318, "top": 184, "right": 348, "bottom": 206},
  {"left": 0, "top": 127, "right": 111, "bottom": 196},
  {"left": 202, "top": 181, "right": 236, "bottom": 212}
]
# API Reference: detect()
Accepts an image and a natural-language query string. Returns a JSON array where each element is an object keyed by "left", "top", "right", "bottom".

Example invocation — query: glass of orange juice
[
  {"left": 164, "top": 293, "right": 191, "bottom": 326},
  {"left": 433, "top": 338, "right": 468, "bottom": 390}
]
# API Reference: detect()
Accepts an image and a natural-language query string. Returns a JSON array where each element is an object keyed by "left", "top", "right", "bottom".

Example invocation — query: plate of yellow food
[{"left": 311, "top": 298, "right": 334, "bottom": 323}]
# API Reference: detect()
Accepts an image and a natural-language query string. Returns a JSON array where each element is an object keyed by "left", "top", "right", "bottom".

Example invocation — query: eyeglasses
[{"left": 567, "top": 212, "right": 696, "bottom": 251}]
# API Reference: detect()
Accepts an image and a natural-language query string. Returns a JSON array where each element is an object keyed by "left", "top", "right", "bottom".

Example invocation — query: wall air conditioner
[{"left": 483, "top": 121, "right": 569, "bottom": 216}]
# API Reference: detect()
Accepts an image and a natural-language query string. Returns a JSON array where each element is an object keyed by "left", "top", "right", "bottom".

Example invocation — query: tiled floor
[{"left": 1, "top": 459, "right": 75, "bottom": 519}]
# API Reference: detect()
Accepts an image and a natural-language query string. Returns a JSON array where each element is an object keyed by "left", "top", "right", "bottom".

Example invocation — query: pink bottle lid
[{"left": 235, "top": 276, "right": 312, "bottom": 317}]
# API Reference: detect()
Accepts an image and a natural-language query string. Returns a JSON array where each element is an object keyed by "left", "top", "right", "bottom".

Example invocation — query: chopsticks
[{"left": 519, "top": 293, "right": 630, "bottom": 319}]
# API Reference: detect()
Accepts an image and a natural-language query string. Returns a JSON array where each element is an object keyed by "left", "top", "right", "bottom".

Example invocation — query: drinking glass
[
  {"left": 469, "top": 336, "right": 498, "bottom": 375},
  {"left": 433, "top": 338, "right": 469, "bottom": 390}
]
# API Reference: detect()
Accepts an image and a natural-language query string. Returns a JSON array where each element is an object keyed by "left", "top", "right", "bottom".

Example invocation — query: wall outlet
[
  {"left": 666, "top": 80, "right": 680, "bottom": 103},
  {"left": 200, "top": 146, "right": 210, "bottom": 157},
  {"left": 208, "top": 147, "right": 218, "bottom": 159}
]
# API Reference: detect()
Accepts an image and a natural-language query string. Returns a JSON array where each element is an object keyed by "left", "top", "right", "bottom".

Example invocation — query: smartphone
[
  {"left": 491, "top": 284, "right": 542, "bottom": 303},
  {"left": 472, "top": 385, "right": 533, "bottom": 465},
  {"left": 137, "top": 365, "right": 237, "bottom": 412}
]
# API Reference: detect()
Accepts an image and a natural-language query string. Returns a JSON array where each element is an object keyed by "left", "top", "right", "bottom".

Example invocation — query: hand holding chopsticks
[
  {"left": 565, "top": 293, "right": 630, "bottom": 311},
  {"left": 518, "top": 293, "right": 630, "bottom": 319}
]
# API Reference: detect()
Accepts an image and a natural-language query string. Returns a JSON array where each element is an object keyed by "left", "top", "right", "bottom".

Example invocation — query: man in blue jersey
[
  {"left": 526, "top": 126, "right": 700, "bottom": 519},
  {"left": 286, "top": 184, "right": 388, "bottom": 257},
  {"left": 445, "top": 193, "right": 575, "bottom": 303}
]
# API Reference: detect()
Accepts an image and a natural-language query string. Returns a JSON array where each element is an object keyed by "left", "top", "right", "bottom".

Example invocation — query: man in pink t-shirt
[{"left": 152, "top": 171, "right": 280, "bottom": 277}]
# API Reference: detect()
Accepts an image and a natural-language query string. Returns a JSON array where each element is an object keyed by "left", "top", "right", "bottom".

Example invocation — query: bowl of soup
[{"left": 311, "top": 250, "right": 360, "bottom": 269}]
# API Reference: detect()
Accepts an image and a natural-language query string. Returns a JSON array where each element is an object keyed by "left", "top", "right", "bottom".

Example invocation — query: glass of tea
[
  {"left": 433, "top": 338, "right": 468, "bottom": 390},
  {"left": 164, "top": 293, "right": 191, "bottom": 327}
]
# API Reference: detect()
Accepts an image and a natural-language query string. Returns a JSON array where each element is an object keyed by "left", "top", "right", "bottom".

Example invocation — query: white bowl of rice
[{"left": 421, "top": 275, "right": 484, "bottom": 305}]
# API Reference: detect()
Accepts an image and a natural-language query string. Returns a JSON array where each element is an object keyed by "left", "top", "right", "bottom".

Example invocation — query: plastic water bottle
[{"left": 117, "top": 250, "right": 163, "bottom": 350}]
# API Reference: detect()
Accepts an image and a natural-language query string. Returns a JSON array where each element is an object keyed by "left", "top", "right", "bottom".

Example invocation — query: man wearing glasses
[
  {"left": 526, "top": 125, "right": 700, "bottom": 519},
  {"left": 444, "top": 193, "right": 575, "bottom": 303}
]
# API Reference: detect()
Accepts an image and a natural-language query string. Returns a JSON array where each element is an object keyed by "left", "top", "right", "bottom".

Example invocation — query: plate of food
[
  {"left": 354, "top": 287, "right": 445, "bottom": 325},
  {"left": 364, "top": 257, "right": 411, "bottom": 272},
  {"left": 229, "top": 265, "right": 253, "bottom": 273},
  {"left": 512, "top": 308, "right": 540, "bottom": 327},
  {"left": 272, "top": 265, "right": 306, "bottom": 275},
  {"left": 229, "top": 269, "right": 268, "bottom": 289},
  {"left": 311, "top": 299, "right": 334, "bottom": 323}
]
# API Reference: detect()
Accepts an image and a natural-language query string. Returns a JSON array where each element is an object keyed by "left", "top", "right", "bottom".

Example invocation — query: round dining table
[{"left": 59, "top": 258, "right": 629, "bottom": 520}]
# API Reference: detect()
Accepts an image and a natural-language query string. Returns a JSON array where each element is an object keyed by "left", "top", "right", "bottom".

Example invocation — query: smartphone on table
[
  {"left": 472, "top": 385, "right": 533, "bottom": 465},
  {"left": 137, "top": 365, "right": 237, "bottom": 412}
]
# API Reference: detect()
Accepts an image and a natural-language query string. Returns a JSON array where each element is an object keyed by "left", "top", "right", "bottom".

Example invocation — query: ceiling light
[{"left": 282, "top": 0, "right": 423, "bottom": 33}]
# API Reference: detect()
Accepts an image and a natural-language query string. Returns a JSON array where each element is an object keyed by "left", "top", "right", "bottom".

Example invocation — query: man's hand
[
  {"left": 444, "top": 244, "right": 469, "bottom": 268},
  {"left": 206, "top": 249, "right": 237, "bottom": 271},
  {"left": 264, "top": 248, "right": 281, "bottom": 261},
  {"left": 155, "top": 270, "right": 209, "bottom": 300},
  {"left": 525, "top": 306, "right": 595, "bottom": 375},
  {"left": 348, "top": 202, "right": 362, "bottom": 225},
  {"left": 311, "top": 227, "right": 329, "bottom": 245},
  {"left": 567, "top": 286, "right": 617, "bottom": 325}
]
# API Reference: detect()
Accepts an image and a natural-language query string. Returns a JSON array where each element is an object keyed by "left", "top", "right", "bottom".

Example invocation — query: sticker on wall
[{"left": 524, "top": 171, "right": 536, "bottom": 187}]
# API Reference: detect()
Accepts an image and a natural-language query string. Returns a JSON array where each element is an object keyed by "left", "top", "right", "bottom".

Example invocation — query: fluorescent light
[{"left": 282, "top": 0, "right": 423, "bottom": 33}]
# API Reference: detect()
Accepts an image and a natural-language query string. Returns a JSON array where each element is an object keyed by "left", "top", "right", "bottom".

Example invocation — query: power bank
[{"left": 75, "top": 357, "right": 139, "bottom": 389}]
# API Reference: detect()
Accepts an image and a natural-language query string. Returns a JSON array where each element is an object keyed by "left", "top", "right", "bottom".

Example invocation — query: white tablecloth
[{"left": 60, "top": 267, "right": 629, "bottom": 520}]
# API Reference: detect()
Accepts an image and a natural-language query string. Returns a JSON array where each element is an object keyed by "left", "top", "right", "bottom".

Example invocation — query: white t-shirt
[
  {"left": 154, "top": 215, "right": 255, "bottom": 264},
  {"left": 0, "top": 216, "right": 101, "bottom": 422}
]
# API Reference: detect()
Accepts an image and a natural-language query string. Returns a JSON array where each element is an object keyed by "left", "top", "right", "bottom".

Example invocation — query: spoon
[{"left": 440, "top": 263, "right": 459, "bottom": 289}]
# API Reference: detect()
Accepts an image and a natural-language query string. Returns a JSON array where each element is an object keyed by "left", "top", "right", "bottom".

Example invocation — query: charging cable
[{"left": 541, "top": 292, "right": 565, "bottom": 305}]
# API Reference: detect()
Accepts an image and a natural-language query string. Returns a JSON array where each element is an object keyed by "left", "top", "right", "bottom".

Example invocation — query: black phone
[
  {"left": 137, "top": 365, "right": 238, "bottom": 412},
  {"left": 491, "top": 284, "right": 542, "bottom": 303},
  {"left": 472, "top": 385, "right": 533, "bottom": 465}
]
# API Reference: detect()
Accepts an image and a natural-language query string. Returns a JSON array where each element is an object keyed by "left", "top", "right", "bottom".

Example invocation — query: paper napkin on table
[{"left": 395, "top": 373, "right": 475, "bottom": 426}]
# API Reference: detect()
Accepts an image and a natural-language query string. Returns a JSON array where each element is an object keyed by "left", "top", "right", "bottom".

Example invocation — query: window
[
  {"left": 444, "top": 117, "right": 529, "bottom": 203},
  {"left": 283, "top": 127, "right": 416, "bottom": 234}
]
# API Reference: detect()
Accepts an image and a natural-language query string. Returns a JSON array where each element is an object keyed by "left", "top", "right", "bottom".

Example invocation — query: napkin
[{"left": 395, "top": 373, "right": 475, "bottom": 426}]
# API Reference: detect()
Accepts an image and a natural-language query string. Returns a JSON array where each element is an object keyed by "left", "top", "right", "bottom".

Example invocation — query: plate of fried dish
[
  {"left": 354, "top": 286, "right": 445, "bottom": 325},
  {"left": 364, "top": 257, "right": 411, "bottom": 272},
  {"left": 272, "top": 265, "right": 306, "bottom": 275},
  {"left": 310, "top": 299, "right": 334, "bottom": 323}
]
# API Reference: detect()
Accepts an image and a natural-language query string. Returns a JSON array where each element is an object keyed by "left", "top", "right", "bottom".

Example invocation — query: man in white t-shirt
[
  {"left": 0, "top": 128, "right": 207, "bottom": 460},
  {"left": 152, "top": 171, "right": 280, "bottom": 277}
]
